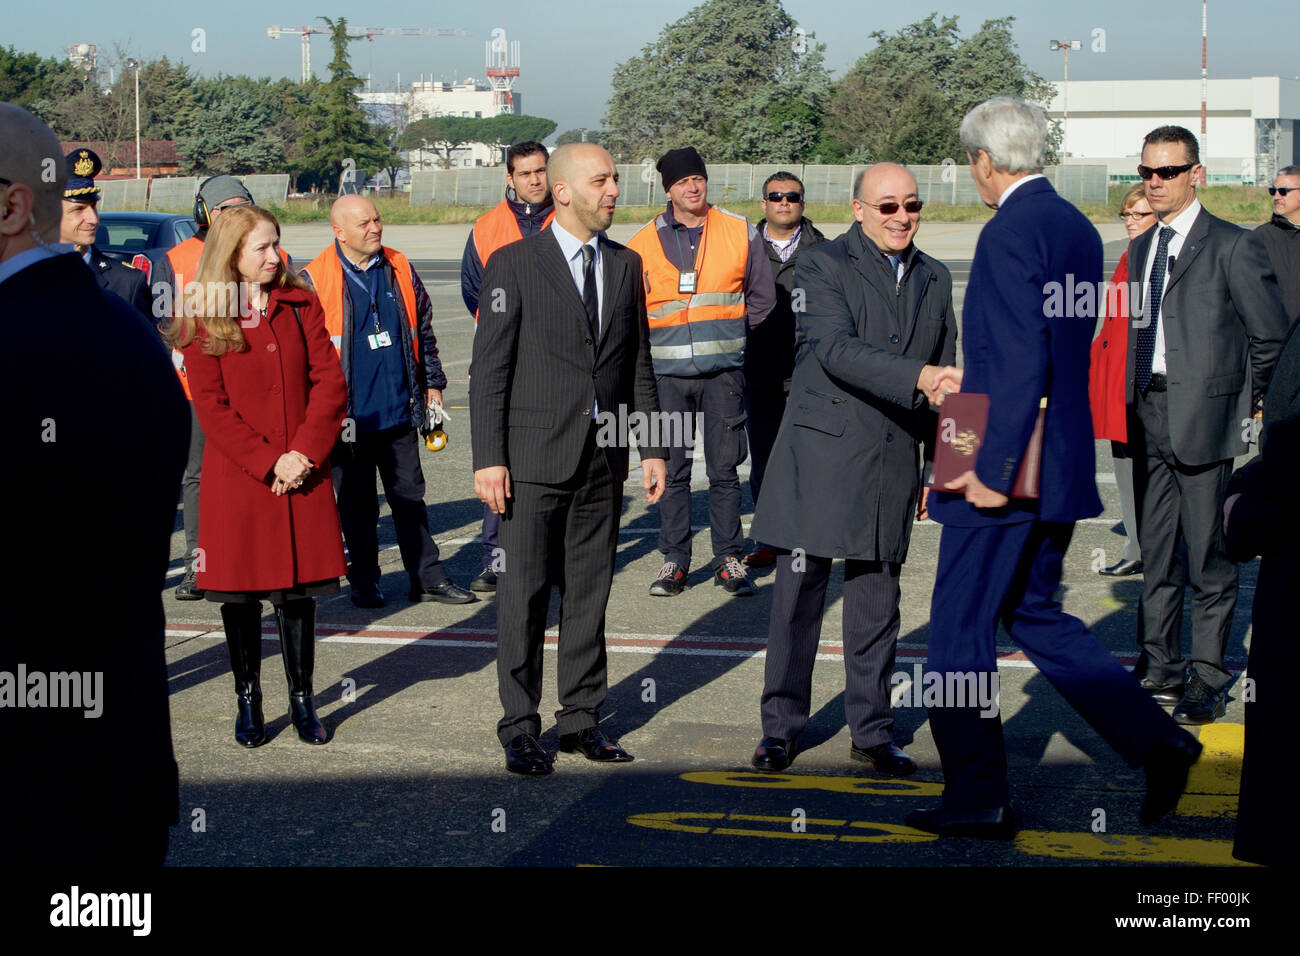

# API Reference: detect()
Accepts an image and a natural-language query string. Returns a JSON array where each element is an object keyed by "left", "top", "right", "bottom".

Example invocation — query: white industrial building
[
  {"left": 360, "top": 78, "right": 520, "bottom": 170},
  {"left": 1047, "top": 76, "right": 1300, "bottom": 183}
]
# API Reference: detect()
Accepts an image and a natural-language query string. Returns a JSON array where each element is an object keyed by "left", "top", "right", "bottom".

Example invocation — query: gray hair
[
  {"left": 1278, "top": 165, "right": 1300, "bottom": 178},
  {"left": 959, "top": 97, "right": 1048, "bottom": 174}
]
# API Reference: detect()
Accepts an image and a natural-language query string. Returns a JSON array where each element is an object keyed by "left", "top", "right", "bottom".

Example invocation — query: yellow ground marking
[
  {"left": 1015, "top": 831, "right": 1253, "bottom": 866},
  {"left": 627, "top": 811, "right": 938, "bottom": 844},
  {"left": 679, "top": 770, "right": 944, "bottom": 797},
  {"left": 1178, "top": 723, "right": 1244, "bottom": 818},
  {"left": 1099, "top": 597, "right": 1129, "bottom": 611}
]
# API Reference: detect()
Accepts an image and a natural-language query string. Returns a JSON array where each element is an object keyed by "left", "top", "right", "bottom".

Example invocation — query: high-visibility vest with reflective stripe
[
  {"left": 626, "top": 206, "right": 749, "bottom": 376},
  {"left": 304, "top": 246, "right": 420, "bottom": 360},
  {"left": 471, "top": 200, "right": 555, "bottom": 320},
  {"left": 165, "top": 236, "right": 204, "bottom": 400}
]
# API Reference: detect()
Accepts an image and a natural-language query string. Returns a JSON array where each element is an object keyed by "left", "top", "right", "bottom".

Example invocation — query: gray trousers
[
  {"left": 1129, "top": 389, "right": 1237, "bottom": 691},
  {"left": 1110, "top": 440, "right": 1141, "bottom": 563},
  {"left": 182, "top": 403, "right": 204, "bottom": 572}
]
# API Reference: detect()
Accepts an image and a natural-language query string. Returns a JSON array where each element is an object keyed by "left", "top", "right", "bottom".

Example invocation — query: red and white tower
[{"left": 485, "top": 26, "right": 520, "bottom": 115}]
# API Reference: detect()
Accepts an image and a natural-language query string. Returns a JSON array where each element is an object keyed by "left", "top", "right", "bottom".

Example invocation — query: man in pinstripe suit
[{"left": 471, "top": 143, "right": 669, "bottom": 776}]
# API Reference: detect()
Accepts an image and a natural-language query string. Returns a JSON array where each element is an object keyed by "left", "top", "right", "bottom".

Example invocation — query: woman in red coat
[
  {"left": 168, "top": 205, "right": 348, "bottom": 747},
  {"left": 1089, "top": 183, "right": 1156, "bottom": 577}
]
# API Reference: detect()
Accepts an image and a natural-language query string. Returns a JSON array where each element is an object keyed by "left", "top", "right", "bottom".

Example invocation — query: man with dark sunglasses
[
  {"left": 749, "top": 162, "right": 956, "bottom": 778},
  {"left": 1255, "top": 165, "right": 1300, "bottom": 324},
  {"left": 1126, "top": 125, "right": 1289, "bottom": 725},
  {"left": 742, "top": 172, "right": 826, "bottom": 568}
]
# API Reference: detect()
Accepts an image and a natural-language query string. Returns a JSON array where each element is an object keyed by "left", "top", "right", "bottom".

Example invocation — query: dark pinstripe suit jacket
[{"left": 470, "top": 228, "right": 668, "bottom": 485}]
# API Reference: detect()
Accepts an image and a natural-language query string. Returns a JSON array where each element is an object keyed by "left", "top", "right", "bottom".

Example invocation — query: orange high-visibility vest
[
  {"left": 626, "top": 205, "right": 750, "bottom": 376},
  {"left": 304, "top": 245, "right": 420, "bottom": 361},
  {"left": 471, "top": 201, "right": 555, "bottom": 320},
  {"left": 165, "top": 236, "right": 205, "bottom": 400}
]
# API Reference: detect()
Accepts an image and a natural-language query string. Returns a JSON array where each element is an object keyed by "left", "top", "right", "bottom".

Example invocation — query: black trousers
[
  {"left": 332, "top": 424, "right": 446, "bottom": 590},
  {"left": 656, "top": 369, "right": 747, "bottom": 570},
  {"left": 495, "top": 426, "right": 620, "bottom": 745},
  {"left": 760, "top": 552, "right": 902, "bottom": 749},
  {"left": 1128, "top": 390, "right": 1237, "bottom": 691},
  {"left": 743, "top": 388, "right": 787, "bottom": 516}
]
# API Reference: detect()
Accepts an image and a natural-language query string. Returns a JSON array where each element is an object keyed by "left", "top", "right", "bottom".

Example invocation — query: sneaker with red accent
[
  {"left": 713, "top": 555, "right": 755, "bottom": 596},
  {"left": 649, "top": 561, "right": 688, "bottom": 596}
]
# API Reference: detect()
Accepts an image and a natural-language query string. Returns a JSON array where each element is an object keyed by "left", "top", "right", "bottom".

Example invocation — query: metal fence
[
  {"left": 97, "top": 179, "right": 149, "bottom": 212},
  {"left": 410, "top": 163, "right": 1109, "bottom": 207},
  {"left": 142, "top": 174, "right": 291, "bottom": 213}
]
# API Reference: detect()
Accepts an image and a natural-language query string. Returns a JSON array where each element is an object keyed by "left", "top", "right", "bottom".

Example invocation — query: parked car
[{"left": 95, "top": 212, "right": 199, "bottom": 282}]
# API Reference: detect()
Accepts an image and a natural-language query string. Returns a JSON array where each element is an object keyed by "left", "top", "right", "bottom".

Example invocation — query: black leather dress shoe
[
  {"left": 1141, "top": 732, "right": 1203, "bottom": 824},
  {"left": 505, "top": 733, "right": 553, "bottom": 776},
  {"left": 558, "top": 726, "right": 633, "bottom": 762},
  {"left": 350, "top": 583, "right": 385, "bottom": 609},
  {"left": 905, "top": 804, "right": 1017, "bottom": 840},
  {"left": 1139, "top": 677, "right": 1185, "bottom": 706},
  {"left": 409, "top": 579, "right": 477, "bottom": 604},
  {"left": 751, "top": 736, "right": 793, "bottom": 772},
  {"left": 1099, "top": 558, "right": 1143, "bottom": 576},
  {"left": 470, "top": 568, "right": 497, "bottom": 592},
  {"left": 850, "top": 742, "right": 917, "bottom": 777},
  {"left": 1172, "top": 675, "right": 1227, "bottom": 725}
]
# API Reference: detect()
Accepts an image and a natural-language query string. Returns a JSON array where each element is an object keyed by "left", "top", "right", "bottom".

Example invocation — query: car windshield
[{"left": 96, "top": 219, "right": 160, "bottom": 251}]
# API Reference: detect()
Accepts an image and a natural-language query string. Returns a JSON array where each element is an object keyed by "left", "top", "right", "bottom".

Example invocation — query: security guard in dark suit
[{"left": 61, "top": 148, "right": 153, "bottom": 321}]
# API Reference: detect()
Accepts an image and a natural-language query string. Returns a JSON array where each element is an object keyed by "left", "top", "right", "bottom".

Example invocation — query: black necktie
[
  {"left": 580, "top": 244, "right": 599, "bottom": 340},
  {"left": 1136, "top": 226, "right": 1174, "bottom": 392}
]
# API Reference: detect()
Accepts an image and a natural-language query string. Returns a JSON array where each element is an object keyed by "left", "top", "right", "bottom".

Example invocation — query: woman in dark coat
[
  {"left": 1088, "top": 182, "right": 1156, "bottom": 576},
  {"left": 169, "top": 205, "right": 348, "bottom": 746},
  {"left": 1223, "top": 315, "right": 1300, "bottom": 866}
]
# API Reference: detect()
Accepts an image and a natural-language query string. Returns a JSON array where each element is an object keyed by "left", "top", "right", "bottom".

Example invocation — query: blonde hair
[
  {"left": 1120, "top": 182, "right": 1147, "bottom": 213},
  {"left": 164, "top": 205, "right": 307, "bottom": 355}
]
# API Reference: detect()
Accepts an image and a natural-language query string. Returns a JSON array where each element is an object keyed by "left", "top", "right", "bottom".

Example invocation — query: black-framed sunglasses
[
  {"left": 1267, "top": 186, "right": 1298, "bottom": 196},
  {"left": 1137, "top": 163, "right": 1194, "bottom": 181},
  {"left": 860, "top": 199, "right": 923, "bottom": 215},
  {"left": 764, "top": 191, "right": 803, "bottom": 203}
]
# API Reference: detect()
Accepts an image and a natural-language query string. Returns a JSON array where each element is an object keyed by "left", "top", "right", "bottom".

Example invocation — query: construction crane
[{"left": 267, "top": 24, "right": 472, "bottom": 83}]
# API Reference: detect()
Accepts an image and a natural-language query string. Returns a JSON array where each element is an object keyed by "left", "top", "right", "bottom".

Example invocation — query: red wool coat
[
  {"left": 184, "top": 285, "right": 348, "bottom": 592},
  {"left": 1088, "top": 250, "right": 1131, "bottom": 443}
]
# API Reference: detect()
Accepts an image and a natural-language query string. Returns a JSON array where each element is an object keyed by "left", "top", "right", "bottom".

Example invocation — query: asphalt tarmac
[{"left": 156, "top": 220, "right": 1252, "bottom": 871}]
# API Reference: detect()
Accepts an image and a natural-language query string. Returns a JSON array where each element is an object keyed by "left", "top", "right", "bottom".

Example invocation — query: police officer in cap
[{"left": 60, "top": 148, "right": 152, "bottom": 320}]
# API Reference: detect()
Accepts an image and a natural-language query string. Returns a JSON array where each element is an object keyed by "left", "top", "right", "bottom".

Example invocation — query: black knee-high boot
[
  {"left": 276, "top": 598, "right": 328, "bottom": 744},
  {"left": 221, "top": 601, "right": 266, "bottom": 748}
]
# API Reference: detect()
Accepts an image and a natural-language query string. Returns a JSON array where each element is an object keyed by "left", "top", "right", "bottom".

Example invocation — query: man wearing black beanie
[{"left": 627, "top": 147, "right": 777, "bottom": 597}]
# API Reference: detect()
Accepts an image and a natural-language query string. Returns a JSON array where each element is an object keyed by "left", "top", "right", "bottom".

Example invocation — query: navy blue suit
[{"left": 926, "top": 177, "right": 1183, "bottom": 810}]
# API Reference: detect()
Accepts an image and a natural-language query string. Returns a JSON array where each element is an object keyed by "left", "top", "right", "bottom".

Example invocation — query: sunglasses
[
  {"left": 860, "top": 199, "right": 923, "bottom": 215},
  {"left": 1119, "top": 211, "right": 1155, "bottom": 221},
  {"left": 1137, "top": 163, "right": 1194, "bottom": 181},
  {"left": 1267, "top": 186, "right": 1298, "bottom": 196},
  {"left": 764, "top": 191, "right": 803, "bottom": 203}
]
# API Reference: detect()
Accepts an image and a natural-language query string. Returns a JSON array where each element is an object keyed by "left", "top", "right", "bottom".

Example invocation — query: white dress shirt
[
  {"left": 1141, "top": 198, "right": 1201, "bottom": 376},
  {"left": 996, "top": 173, "right": 1046, "bottom": 207},
  {"left": 549, "top": 219, "right": 603, "bottom": 333}
]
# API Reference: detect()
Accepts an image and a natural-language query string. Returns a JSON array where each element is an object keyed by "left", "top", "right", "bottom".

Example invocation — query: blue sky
[{"left": 11, "top": 1, "right": 1295, "bottom": 133}]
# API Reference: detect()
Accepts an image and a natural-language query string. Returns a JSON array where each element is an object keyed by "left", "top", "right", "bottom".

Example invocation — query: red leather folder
[{"left": 931, "top": 393, "right": 1045, "bottom": 499}]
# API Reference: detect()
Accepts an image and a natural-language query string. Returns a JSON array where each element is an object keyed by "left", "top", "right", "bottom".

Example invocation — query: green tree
[
  {"left": 0, "top": 45, "right": 80, "bottom": 116},
  {"left": 178, "top": 76, "right": 287, "bottom": 175},
  {"left": 400, "top": 115, "right": 478, "bottom": 169},
  {"left": 137, "top": 56, "right": 199, "bottom": 141},
  {"left": 602, "top": 0, "right": 833, "bottom": 163},
  {"left": 828, "top": 14, "right": 1054, "bottom": 166},
  {"left": 479, "top": 114, "right": 557, "bottom": 163},
  {"left": 293, "top": 16, "right": 395, "bottom": 191},
  {"left": 556, "top": 128, "right": 604, "bottom": 146}
]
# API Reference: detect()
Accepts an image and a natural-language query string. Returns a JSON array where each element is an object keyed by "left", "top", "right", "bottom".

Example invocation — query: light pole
[
  {"left": 1050, "top": 39, "right": 1081, "bottom": 158},
  {"left": 125, "top": 57, "right": 141, "bottom": 179}
]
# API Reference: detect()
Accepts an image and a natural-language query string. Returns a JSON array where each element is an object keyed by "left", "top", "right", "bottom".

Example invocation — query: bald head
[
  {"left": 0, "top": 102, "right": 65, "bottom": 259},
  {"left": 548, "top": 144, "right": 620, "bottom": 241},
  {"left": 852, "top": 162, "right": 922, "bottom": 254},
  {"left": 330, "top": 194, "right": 383, "bottom": 265}
]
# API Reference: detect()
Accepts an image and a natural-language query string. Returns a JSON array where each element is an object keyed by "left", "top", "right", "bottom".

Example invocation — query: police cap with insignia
[{"left": 64, "top": 148, "right": 103, "bottom": 203}]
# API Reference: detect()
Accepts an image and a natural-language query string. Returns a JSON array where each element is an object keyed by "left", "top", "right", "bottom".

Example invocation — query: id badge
[
  {"left": 678, "top": 271, "right": 697, "bottom": 294},
  {"left": 367, "top": 331, "right": 393, "bottom": 350}
]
